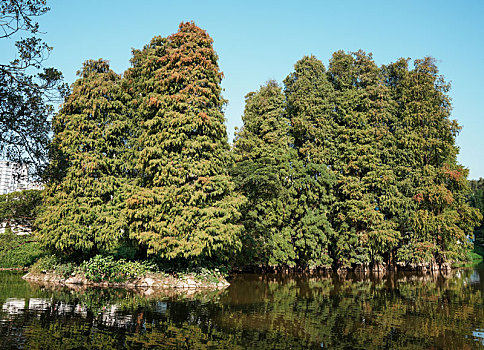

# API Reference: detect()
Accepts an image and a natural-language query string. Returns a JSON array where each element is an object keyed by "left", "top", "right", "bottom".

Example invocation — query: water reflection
[{"left": 0, "top": 267, "right": 483, "bottom": 349}]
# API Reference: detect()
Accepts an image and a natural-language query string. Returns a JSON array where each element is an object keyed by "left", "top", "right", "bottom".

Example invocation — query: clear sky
[{"left": 3, "top": 0, "right": 483, "bottom": 178}]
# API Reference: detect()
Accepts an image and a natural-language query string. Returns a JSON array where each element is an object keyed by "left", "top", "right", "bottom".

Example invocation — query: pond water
[{"left": 1, "top": 266, "right": 484, "bottom": 349}]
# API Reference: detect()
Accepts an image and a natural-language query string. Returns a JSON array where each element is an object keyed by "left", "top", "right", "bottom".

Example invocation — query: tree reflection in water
[{"left": 0, "top": 267, "right": 483, "bottom": 349}]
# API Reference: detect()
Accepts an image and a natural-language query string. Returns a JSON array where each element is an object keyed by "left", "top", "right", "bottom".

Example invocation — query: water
[{"left": 1, "top": 266, "right": 484, "bottom": 349}]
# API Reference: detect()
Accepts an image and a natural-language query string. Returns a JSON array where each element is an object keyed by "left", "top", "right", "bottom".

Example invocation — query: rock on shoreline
[{"left": 22, "top": 272, "right": 230, "bottom": 290}]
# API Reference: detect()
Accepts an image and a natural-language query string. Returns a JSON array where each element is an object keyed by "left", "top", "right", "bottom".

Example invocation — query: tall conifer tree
[
  {"left": 385, "top": 58, "right": 482, "bottom": 265},
  {"left": 36, "top": 60, "right": 128, "bottom": 256},
  {"left": 327, "top": 51, "right": 401, "bottom": 268},
  {"left": 283, "top": 56, "right": 335, "bottom": 268},
  {"left": 284, "top": 56, "right": 335, "bottom": 166},
  {"left": 232, "top": 81, "right": 297, "bottom": 266},
  {"left": 124, "top": 22, "right": 242, "bottom": 262}
]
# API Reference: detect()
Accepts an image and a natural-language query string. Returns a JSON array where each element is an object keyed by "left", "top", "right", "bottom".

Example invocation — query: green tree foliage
[
  {"left": 326, "top": 51, "right": 402, "bottom": 268},
  {"left": 469, "top": 179, "right": 484, "bottom": 222},
  {"left": 0, "top": 189, "right": 42, "bottom": 231},
  {"left": 232, "top": 81, "right": 297, "bottom": 266},
  {"left": 0, "top": 0, "right": 66, "bottom": 176},
  {"left": 283, "top": 57, "right": 336, "bottom": 267},
  {"left": 124, "top": 22, "right": 242, "bottom": 262},
  {"left": 234, "top": 52, "right": 479, "bottom": 269},
  {"left": 34, "top": 21, "right": 479, "bottom": 269},
  {"left": 467, "top": 179, "right": 484, "bottom": 243},
  {"left": 284, "top": 56, "right": 335, "bottom": 166},
  {"left": 233, "top": 75, "right": 336, "bottom": 268},
  {"left": 384, "top": 57, "right": 481, "bottom": 265},
  {"left": 35, "top": 59, "right": 128, "bottom": 257}
]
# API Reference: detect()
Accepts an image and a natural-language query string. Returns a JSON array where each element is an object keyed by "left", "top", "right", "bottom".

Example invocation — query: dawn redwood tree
[
  {"left": 327, "top": 51, "right": 401, "bottom": 269},
  {"left": 124, "top": 22, "right": 243, "bottom": 262},
  {"left": 283, "top": 56, "right": 336, "bottom": 268},
  {"left": 36, "top": 59, "right": 128, "bottom": 257},
  {"left": 284, "top": 56, "right": 335, "bottom": 166},
  {"left": 232, "top": 81, "right": 297, "bottom": 266},
  {"left": 385, "top": 57, "right": 482, "bottom": 265}
]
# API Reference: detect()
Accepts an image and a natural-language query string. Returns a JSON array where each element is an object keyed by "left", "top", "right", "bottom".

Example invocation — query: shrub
[
  {"left": 0, "top": 232, "right": 45, "bottom": 268},
  {"left": 80, "top": 255, "right": 156, "bottom": 282},
  {"left": 30, "top": 255, "right": 61, "bottom": 272},
  {"left": 193, "top": 267, "right": 225, "bottom": 284},
  {"left": 29, "top": 255, "right": 77, "bottom": 277}
]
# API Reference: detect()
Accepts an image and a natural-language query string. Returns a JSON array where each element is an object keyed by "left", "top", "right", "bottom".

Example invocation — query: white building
[
  {"left": 0, "top": 161, "right": 41, "bottom": 195},
  {"left": 0, "top": 161, "right": 42, "bottom": 234},
  {"left": 0, "top": 161, "right": 29, "bottom": 195}
]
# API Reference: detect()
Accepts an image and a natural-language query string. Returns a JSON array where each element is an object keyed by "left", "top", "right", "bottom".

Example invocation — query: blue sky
[{"left": 3, "top": 0, "right": 483, "bottom": 178}]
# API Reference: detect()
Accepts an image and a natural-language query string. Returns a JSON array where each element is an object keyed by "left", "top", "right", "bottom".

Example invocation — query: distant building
[
  {"left": 0, "top": 161, "right": 41, "bottom": 195},
  {"left": 0, "top": 161, "right": 28, "bottom": 195},
  {"left": 0, "top": 161, "right": 42, "bottom": 235}
]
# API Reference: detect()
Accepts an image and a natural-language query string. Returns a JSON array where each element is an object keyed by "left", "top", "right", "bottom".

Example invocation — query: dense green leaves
[
  {"left": 326, "top": 51, "right": 402, "bottom": 268},
  {"left": 0, "top": 189, "right": 42, "bottom": 231},
  {"left": 383, "top": 57, "right": 481, "bottom": 266},
  {"left": 35, "top": 22, "right": 479, "bottom": 270},
  {"left": 36, "top": 59, "right": 129, "bottom": 257},
  {"left": 232, "top": 81, "right": 297, "bottom": 266},
  {"left": 123, "top": 22, "right": 242, "bottom": 262},
  {"left": 283, "top": 58, "right": 336, "bottom": 267},
  {"left": 468, "top": 178, "right": 484, "bottom": 244},
  {"left": 234, "top": 52, "right": 479, "bottom": 269}
]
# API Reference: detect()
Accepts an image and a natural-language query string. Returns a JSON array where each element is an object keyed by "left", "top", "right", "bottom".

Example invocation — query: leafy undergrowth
[
  {"left": 29, "top": 254, "right": 228, "bottom": 284},
  {"left": 0, "top": 232, "right": 45, "bottom": 268},
  {"left": 453, "top": 243, "right": 484, "bottom": 268},
  {"left": 471, "top": 243, "right": 484, "bottom": 262}
]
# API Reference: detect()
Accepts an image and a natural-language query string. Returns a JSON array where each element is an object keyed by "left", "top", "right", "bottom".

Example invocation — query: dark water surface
[{"left": 1, "top": 266, "right": 484, "bottom": 349}]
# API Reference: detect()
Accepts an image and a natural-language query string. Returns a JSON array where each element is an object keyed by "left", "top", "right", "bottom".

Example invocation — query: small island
[
  {"left": 20, "top": 255, "right": 230, "bottom": 290},
  {"left": 22, "top": 271, "right": 229, "bottom": 290}
]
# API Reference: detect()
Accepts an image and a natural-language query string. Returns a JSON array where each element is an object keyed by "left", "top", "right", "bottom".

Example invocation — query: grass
[
  {"left": 0, "top": 231, "right": 45, "bottom": 268},
  {"left": 470, "top": 243, "right": 484, "bottom": 263}
]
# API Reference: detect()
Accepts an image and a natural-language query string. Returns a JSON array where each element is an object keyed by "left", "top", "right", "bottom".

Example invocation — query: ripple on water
[{"left": 0, "top": 268, "right": 483, "bottom": 349}]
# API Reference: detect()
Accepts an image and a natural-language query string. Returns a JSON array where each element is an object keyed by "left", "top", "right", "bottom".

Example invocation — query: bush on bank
[
  {"left": 30, "top": 255, "right": 156, "bottom": 281},
  {"left": 0, "top": 231, "right": 45, "bottom": 268},
  {"left": 29, "top": 254, "right": 227, "bottom": 284}
]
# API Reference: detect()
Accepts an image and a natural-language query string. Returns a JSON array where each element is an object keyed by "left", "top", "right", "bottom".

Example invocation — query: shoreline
[
  {"left": 231, "top": 262, "right": 456, "bottom": 274},
  {"left": 22, "top": 271, "right": 230, "bottom": 290}
]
